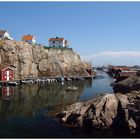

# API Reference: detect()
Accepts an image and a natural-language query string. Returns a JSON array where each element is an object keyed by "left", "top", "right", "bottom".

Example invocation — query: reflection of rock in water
[
  {"left": 0, "top": 81, "right": 85, "bottom": 119},
  {"left": 84, "top": 79, "right": 92, "bottom": 88}
]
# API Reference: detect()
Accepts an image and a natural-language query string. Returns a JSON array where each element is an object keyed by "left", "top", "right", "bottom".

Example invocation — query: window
[
  {"left": 53, "top": 41, "right": 55, "bottom": 43},
  {"left": 10, "top": 70, "right": 12, "bottom": 74},
  {"left": 59, "top": 41, "right": 61, "bottom": 44},
  {"left": 59, "top": 45, "right": 61, "bottom": 47},
  {"left": 53, "top": 45, "right": 55, "bottom": 47}
]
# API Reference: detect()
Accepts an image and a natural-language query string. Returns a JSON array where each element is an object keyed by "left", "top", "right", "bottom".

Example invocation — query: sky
[{"left": 0, "top": 2, "right": 140, "bottom": 66}]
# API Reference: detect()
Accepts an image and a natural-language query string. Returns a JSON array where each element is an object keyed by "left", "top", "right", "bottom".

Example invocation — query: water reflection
[
  {"left": 0, "top": 72, "right": 114, "bottom": 137},
  {"left": 0, "top": 80, "right": 89, "bottom": 118},
  {"left": 1, "top": 86, "right": 15, "bottom": 100}
]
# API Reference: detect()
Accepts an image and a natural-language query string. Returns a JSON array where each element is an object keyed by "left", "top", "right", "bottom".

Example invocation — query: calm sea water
[{"left": 0, "top": 71, "right": 113, "bottom": 138}]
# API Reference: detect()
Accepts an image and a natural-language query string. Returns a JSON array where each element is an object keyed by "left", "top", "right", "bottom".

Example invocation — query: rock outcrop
[
  {"left": 113, "top": 76, "right": 140, "bottom": 93},
  {"left": 0, "top": 40, "right": 91, "bottom": 79},
  {"left": 56, "top": 91, "right": 140, "bottom": 136}
]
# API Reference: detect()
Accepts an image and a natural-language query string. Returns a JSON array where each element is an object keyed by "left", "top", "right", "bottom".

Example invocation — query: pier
[{"left": 0, "top": 75, "right": 94, "bottom": 86}]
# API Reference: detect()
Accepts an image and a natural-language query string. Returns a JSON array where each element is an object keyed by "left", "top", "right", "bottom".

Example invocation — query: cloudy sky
[
  {"left": 83, "top": 51, "right": 140, "bottom": 66},
  {"left": 0, "top": 2, "right": 140, "bottom": 66}
]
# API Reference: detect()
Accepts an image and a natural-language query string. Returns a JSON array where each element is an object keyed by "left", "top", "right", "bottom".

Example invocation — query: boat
[
  {"left": 66, "top": 86, "right": 78, "bottom": 91},
  {"left": 21, "top": 80, "right": 34, "bottom": 84},
  {"left": 8, "top": 81, "right": 19, "bottom": 86},
  {"left": 61, "top": 77, "right": 65, "bottom": 82}
]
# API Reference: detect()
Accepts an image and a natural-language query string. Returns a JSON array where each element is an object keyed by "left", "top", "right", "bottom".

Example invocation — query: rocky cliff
[{"left": 0, "top": 40, "right": 90, "bottom": 79}]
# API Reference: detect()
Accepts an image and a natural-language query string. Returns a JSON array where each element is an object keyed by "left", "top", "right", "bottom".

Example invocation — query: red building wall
[{"left": 1, "top": 68, "right": 14, "bottom": 81}]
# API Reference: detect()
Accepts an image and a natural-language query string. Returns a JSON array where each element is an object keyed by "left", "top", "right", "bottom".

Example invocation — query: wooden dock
[{"left": 0, "top": 75, "right": 94, "bottom": 87}]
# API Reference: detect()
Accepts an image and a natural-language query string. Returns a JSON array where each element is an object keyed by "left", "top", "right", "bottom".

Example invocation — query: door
[{"left": 7, "top": 71, "right": 9, "bottom": 81}]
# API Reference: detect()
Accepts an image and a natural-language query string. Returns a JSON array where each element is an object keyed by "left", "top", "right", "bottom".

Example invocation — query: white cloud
[{"left": 82, "top": 51, "right": 140, "bottom": 66}]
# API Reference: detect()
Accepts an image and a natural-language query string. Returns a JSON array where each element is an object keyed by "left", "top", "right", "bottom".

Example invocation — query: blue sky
[{"left": 0, "top": 2, "right": 140, "bottom": 66}]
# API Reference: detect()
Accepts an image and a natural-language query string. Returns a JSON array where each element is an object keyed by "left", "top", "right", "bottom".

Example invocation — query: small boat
[
  {"left": 61, "top": 77, "right": 65, "bottom": 82},
  {"left": 67, "top": 78, "right": 72, "bottom": 81},
  {"left": 21, "top": 80, "right": 34, "bottom": 84},
  {"left": 66, "top": 86, "right": 78, "bottom": 91},
  {"left": 8, "top": 81, "right": 19, "bottom": 86},
  {"left": 77, "top": 77, "right": 85, "bottom": 81}
]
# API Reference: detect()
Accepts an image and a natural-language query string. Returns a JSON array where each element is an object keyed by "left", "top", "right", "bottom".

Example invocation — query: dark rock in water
[
  {"left": 113, "top": 85, "right": 131, "bottom": 93},
  {"left": 83, "top": 116, "right": 93, "bottom": 128},
  {"left": 56, "top": 111, "right": 66, "bottom": 119},
  {"left": 92, "top": 119, "right": 100, "bottom": 127},
  {"left": 113, "top": 76, "right": 140, "bottom": 93},
  {"left": 66, "top": 112, "right": 81, "bottom": 125}
]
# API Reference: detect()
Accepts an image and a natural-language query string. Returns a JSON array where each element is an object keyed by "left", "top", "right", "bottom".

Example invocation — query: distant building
[
  {"left": 49, "top": 37, "right": 69, "bottom": 47},
  {"left": 119, "top": 71, "right": 137, "bottom": 77},
  {"left": 0, "top": 30, "right": 13, "bottom": 40},
  {"left": 108, "top": 66, "right": 130, "bottom": 77},
  {"left": 0, "top": 67, "right": 14, "bottom": 82},
  {"left": 22, "top": 34, "right": 36, "bottom": 44},
  {"left": 111, "top": 66, "right": 130, "bottom": 72}
]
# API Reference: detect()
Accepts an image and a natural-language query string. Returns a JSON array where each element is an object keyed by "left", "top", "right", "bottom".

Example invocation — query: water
[
  {"left": 0, "top": 71, "right": 113, "bottom": 138},
  {"left": 80, "top": 71, "right": 113, "bottom": 101}
]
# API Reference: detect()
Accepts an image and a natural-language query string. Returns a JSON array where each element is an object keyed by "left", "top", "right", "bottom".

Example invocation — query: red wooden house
[
  {"left": 0, "top": 67, "right": 14, "bottom": 82},
  {"left": 86, "top": 69, "right": 92, "bottom": 76}
]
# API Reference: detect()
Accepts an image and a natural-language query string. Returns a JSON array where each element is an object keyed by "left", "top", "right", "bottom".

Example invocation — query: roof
[
  {"left": 0, "top": 66, "right": 14, "bottom": 71},
  {"left": 0, "top": 30, "right": 7, "bottom": 36},
  {"left": 22, "top": 35, "right": 34, "bottom": 41},
  {"left": 119, "top": 71, "right": 137, "bottom": 77},
  {"left": 112, "top": 66, "right": 130, "bottom": 71},
  {"left": 49, "top": 37, "right": 64, "bottom": 41}
]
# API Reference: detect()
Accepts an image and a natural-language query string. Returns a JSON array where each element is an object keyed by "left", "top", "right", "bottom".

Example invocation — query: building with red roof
[
  {"left": 22, "top": 34, "right": 36, "bottom": 44},
  {"left": 49, "top": 36, "right": 69, "bottom": 47},
  {"left": 0, "top": 67, "right": 14, "bottom": 82}
]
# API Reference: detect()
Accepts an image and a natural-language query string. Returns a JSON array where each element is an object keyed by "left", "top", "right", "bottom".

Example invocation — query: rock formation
[
  {"left": 0, "top": 40, "right": 91, "bottom": 79},
  {"left": 56, "top": 91, "right": 140, "bottom": 136},
  {"left": 113, "top": 76, "right": 140, "bottom": 93}
]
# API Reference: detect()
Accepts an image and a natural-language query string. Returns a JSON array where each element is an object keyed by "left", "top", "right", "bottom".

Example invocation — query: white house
[
  {"left": 49, "top": 37, "right": 69, "bottom": 47},
  {"left": 22, "top": 34, "right": 36, "bottom": 44},
  {"left": 0, "top": 30, "right": 13, "bottom": 40}
]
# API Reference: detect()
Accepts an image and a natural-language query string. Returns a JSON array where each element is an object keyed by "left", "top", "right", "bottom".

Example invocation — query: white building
[
  {"left": 22, "top": 34, "right": 36, "bottom": 44},
  {"left": 0, "top": 30, "right": 13, "bottom": 40},
  {"left": 49, "top": 37, "right": 69, "bottom": 47}
]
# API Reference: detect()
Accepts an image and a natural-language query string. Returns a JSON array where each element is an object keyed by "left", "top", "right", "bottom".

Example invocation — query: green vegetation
[{"left": 43, "top": 46, "right": 73, "bottom": 51}]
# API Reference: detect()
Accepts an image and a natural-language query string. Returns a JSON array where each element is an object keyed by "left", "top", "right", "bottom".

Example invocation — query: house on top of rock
[
  {"left": 49, "top": 37, "right": 69, "bottom": 47},
  {"left": 0, "top": 30, "right": 13, "bottom": 40},
  {"left": 22, "top": 34, "right": 36, "bottom": 44}
]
